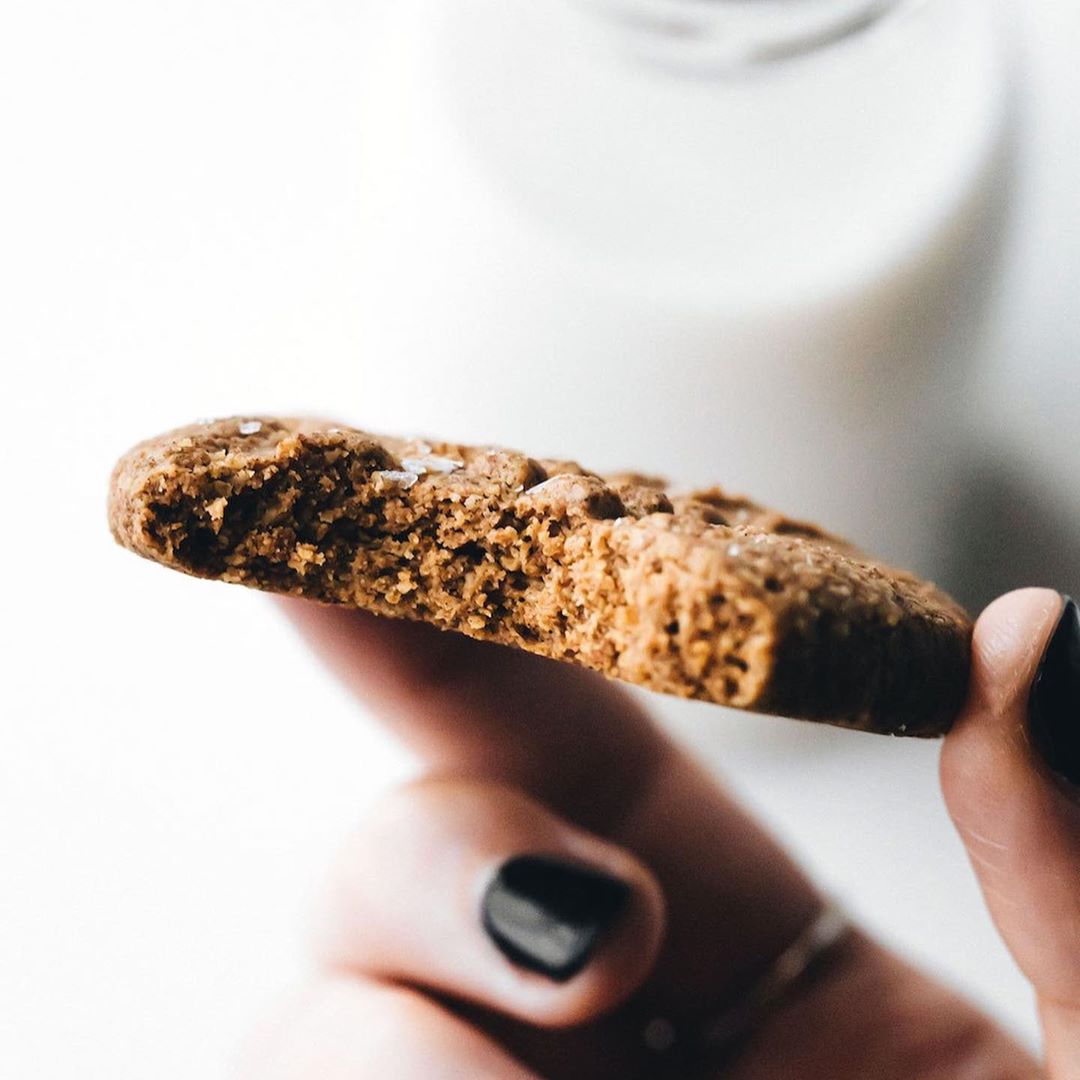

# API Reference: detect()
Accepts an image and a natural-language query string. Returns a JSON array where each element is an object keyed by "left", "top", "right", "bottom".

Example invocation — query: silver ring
[{"left": 642, "top": 899, "right": 852, "bottom": 1064}]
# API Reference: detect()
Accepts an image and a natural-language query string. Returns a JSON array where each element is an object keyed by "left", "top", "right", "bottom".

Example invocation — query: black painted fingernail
[
  {"left": 1030, "top": 596, "right": 1080, "bottom": 787},
  {"left": 481, "top": 855, "right": 631, "bottom": 982}
]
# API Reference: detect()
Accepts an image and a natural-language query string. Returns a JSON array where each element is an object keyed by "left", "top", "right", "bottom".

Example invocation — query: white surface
[{"left": 1, "top": 1, "right": 1078, "bottom": 1077}]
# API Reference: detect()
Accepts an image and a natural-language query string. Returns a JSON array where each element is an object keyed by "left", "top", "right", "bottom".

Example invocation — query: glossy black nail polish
[
  {"left": 481, "top": 855, "right": 630, "bottom": 982},
  {"left": 1030, "top": 596, "right": 1080, "bottom": 787}
]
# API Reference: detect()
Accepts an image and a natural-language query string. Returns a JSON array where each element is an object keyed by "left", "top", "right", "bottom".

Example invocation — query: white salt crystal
[
  {"left": 402, "top": 454, "right": 463, "bottom": 474},
  {"left": 374, "top": 469, "right": 419, "bottom": 489}
]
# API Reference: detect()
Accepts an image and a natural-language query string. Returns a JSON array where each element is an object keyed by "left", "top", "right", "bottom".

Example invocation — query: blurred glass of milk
[{"left": 353, "top": 0, "right": 1014, "bottom": 573}]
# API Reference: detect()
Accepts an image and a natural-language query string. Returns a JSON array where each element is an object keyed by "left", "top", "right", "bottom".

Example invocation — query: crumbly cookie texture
[{"left": 109, "top": 416, "right": 972, "bottom": 736}]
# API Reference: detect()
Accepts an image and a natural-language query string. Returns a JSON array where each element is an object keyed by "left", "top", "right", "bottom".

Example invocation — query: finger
[
  {"left": 282, "top": 599, "right": 821, "bottom": 1033},
  {"left": 315, "top": 776, "right": 665, "bottom": 1028},
  {"left": 233, "top": 976, "right": 540, "bottom": 1080},
  {"left": 941, "top": 588, "right": 1080, "bottom": 1077},
  {"left": 278, "top": 599, "right": 668, "bottom": 830},
  {"left": 280, "top": 599, "right": 1042, "bottom": 1079}
]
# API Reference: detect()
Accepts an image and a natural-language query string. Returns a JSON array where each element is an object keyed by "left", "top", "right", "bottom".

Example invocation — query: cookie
[{"left": 109, "top": 417, "right": 972, "bottom": 736}]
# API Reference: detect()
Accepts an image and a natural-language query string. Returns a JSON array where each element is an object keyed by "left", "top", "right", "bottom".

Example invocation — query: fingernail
[
  {"left": 1030, "top": 596, "right": 1080, "bottom": 787},
  {"left": 481, "top": 855, "right": 631, "bottom": 982}
]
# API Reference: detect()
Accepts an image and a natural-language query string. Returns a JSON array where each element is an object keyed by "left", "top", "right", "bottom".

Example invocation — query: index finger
[
  {"left": 281, "top": 596, "right": 829, "bottom": 1048},
  {"left": 279, "top": 599, "right": 672, "bottom": 828},
  {"left": 284, "top": 597, "right": 1038, "bottom": 1079}
]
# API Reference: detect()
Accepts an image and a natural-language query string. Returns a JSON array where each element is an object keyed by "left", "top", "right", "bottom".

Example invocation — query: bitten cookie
[{"left": 109, "top": 416, "right": 972, "bottom": 736}]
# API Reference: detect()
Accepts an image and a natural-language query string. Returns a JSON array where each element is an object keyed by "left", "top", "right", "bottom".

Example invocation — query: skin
[{"left": 233, "top": 588, "right": 1077, "bottom": 1079}]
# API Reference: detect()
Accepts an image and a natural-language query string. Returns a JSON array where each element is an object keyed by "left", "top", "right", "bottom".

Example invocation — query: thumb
[{"left": 941, "top": 588, "right": 1080, "bottom": 1078}]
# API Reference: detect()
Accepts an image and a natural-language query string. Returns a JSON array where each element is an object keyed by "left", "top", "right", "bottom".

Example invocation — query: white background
[{"left": 2, "top": 1, "right": 1079, "bottom": 1077}]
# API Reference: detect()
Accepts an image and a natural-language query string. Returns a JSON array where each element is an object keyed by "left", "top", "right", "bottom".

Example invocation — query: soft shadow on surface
[{"left": 942, "top": 449, "right": 1080, "bottom": 613}]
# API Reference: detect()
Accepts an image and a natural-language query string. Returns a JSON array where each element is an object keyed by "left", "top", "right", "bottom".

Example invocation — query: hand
[{"left": 236, "top": 589, "right": 1078, "bottom": 1079}]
